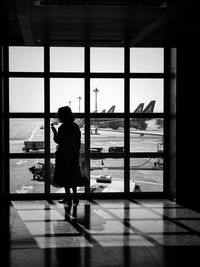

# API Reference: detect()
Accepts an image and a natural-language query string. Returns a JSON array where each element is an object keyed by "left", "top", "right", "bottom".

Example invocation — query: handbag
[
  {"left": 50, "top": 162, "right": 62, "bottom": 188},
  {"left": 75, "top": 159, "right": 89, "bottom": 187}
]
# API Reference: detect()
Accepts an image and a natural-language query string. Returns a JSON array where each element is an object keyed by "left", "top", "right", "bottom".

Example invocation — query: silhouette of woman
[{"left": 51, "top": 106, "right": 81, "bottom": 206}]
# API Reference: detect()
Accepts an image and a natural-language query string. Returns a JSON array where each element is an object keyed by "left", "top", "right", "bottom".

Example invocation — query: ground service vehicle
[{"left": 22, "top": 141, "right": 45, "bottom": 152}]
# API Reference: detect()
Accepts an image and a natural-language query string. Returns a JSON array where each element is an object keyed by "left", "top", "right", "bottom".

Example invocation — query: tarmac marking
[{"left": 28, "top": 121, "right": 41, "bottom": 141}]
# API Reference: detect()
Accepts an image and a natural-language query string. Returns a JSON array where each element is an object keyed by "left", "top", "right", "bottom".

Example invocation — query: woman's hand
[{"left": 51, "top": 123, "right": 57, "bottom": 133}]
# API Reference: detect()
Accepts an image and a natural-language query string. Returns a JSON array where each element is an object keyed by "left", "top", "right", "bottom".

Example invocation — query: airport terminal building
[{"left": 1, "top": 1, "right": 200, "bottom": 266}]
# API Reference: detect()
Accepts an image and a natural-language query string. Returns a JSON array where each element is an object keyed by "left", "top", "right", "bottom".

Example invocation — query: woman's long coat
[{"left": 53, "top": 121, "right": 81, "bottom": 187}]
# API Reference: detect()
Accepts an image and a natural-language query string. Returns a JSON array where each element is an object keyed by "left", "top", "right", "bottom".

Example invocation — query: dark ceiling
[{"left": 1, "top": 0, "right": 200, "bottom": 46}]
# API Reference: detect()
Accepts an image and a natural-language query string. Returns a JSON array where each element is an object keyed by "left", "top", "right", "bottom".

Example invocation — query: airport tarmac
[{"left": 9, "top": 119, "right": 163, "bottom": 194}]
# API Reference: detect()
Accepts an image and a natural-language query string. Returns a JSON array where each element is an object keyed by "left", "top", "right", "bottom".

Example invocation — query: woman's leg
[
  {"left": 65, "top": 187, "right": 71, "bottom": 199},
  {"left": 59, "top": 187, "right": 72, "bottom": 204},
  {"left": 72, "top": 186, "right": 79, "bottom": 205}
]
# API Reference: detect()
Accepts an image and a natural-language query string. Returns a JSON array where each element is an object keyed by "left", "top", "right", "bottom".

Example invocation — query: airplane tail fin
[
  {"left": 142, "top": 100, "right": 156, "bottom": 113},
  {"left": 101, "top": 109, "right": 106, "bottom": 113},
  {"left": 107, "top": 105, "right": 116, "bottom": 113},
  {"left": 133, "top": 103, "right": 144, "bottom": 113}
]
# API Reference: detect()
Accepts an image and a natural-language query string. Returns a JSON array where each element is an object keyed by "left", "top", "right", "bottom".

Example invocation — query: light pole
[
  {"left": 77, "top": 96, "right": 81, "bottom": 112},
  {"left": 93, "top": 88, "right": 100, "bottom": 112}
]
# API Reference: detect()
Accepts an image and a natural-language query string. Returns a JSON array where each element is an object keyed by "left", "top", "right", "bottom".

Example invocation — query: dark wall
[{"left": 176, "top": 45, "right": 200, "bottom": 212}]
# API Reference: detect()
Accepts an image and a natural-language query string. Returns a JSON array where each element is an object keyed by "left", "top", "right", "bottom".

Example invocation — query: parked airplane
[
  {"left": 93, "top": 105, "right": 115, "bottom": 113},
  {"left": 75, "top": 105, "right": 116, "bottom": 128},
  {"left": 95, "top": 100, "right": 156, "bottom": 130},
  {"left": 90, "top": 102, "right": 145, "bottom": 130}
]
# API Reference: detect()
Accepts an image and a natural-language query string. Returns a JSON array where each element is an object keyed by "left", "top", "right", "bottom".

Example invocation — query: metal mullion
[
  {"left": 85, "top": 45, "right": 90, "bottom": 195},
  {"left": 129, "top": 73, "right": 165, "bottom": 79},
  {"left": 89, "top": 73, "right": 125, "bottom": 78},
  {"left": 50, "top": 112, "right": 85, "bottom": 119},
  {"left": 124, "top": 46, "right": 130, "bottom": 194},
  {"left": 3, "top": 46, "right": 10, "bottom": 198},
  {"left": 9, "top": 113, "right": 46, "bottom": 118},
  {"left": 163, "top": 47, "right": 170, "bottom": 196},
  {"left": 9, "top": 153, "right": 45, "bottom": 159},
  {"left": 129, "top": 113, "right": 165, "bottom": 118},
  {"left": 89, "top": 153, "right": 124, "bottom": 159},
  {"left": 89, "top": 113, "right": 124, "bottom": 118},
  {"left": 49, "top": 72, "right": 85, "bottom": 78},
  {"left": 9, "top": 191, "right": 164, "bottom": 200},
  {"left": 44, "top": 45, "right": 50, "bottom": 198},
  {"left": 129, "top": 152, "right": 164, "bottom": 158},
  {"left": 8, "top": 72, "right": 44, "bottom": 78}
]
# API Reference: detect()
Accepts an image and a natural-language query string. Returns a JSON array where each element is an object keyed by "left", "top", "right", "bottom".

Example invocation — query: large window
[{"left": 6, "top": 46, "right": 165, "bottom": 197}]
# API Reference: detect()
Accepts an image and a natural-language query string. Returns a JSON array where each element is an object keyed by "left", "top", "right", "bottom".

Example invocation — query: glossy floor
[{"left": 5, "top": 199, "right": 200, "bottom": 266}]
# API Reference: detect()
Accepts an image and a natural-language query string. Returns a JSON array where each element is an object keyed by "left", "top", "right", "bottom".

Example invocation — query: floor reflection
[
  {"left": 8, "top": 199, "right": 200, "bottom": 267},
  {"left": 10, "top": 199, "right": 200, "bottom": 249},
  {"left": 64, "top": 204, "right": 106, "bottom": 232}
]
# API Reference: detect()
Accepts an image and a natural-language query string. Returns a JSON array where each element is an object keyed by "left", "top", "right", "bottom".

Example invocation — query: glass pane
[
  {"left": 90, "top": 118, "right": 124, "bottom": 153},
  {"left": 10, "top": 119, "right": 44, "bottom": 153},
  {"left": 130, "top": 48, "right": 164, "bottom": 73},
  {"left": 91, "top": 158, "right": 124, "bottom": 192},
  {"left": 9, "top": 46, "right": 44, "bottom": 72},
  {"left": 90, "top": 79, "right": 124, "bottom": 112},
  {"left": 50, "top": 47, "right": 84, "bottom": 72},
  {"left": 9, "top": 78, "right": 44, "bottom": 112},
  {"left": 10, "top": 158, "right": 45, "bottom": 193},
  {"left": 130, "top": 79, "right": 163, "bottom": 113},
  {"left": 130, "top": 118, "right": 163, "bottom": 152},
  {"left": 130, "top": 158, "right": 163, "bottom": 192},
  {"left": 91, "top": 47, "right": 124, "bottom": 73},
  {"left": 50, "top": 78, "right": 84, "bottom": 113},
  {"left": 50, "top": 118, "right": 85, "bottom": 154}
]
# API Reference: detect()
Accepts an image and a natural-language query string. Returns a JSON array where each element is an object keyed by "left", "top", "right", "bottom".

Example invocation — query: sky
[{"left": 9, "top": 46, "right": 164, "bottom": 113}]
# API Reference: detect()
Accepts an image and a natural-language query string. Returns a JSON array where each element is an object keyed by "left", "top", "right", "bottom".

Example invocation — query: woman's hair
[{"left": 57, "top": 106, "right": 74, "bottom": 123}]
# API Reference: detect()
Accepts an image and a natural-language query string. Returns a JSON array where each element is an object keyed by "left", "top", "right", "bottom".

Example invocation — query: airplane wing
[{"left": 130, "top": 130, "right": 163, "bottom": 136}]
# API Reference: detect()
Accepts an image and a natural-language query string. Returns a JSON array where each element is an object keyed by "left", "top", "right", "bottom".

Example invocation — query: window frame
[{"left": 2, "top": 45, "right": 168, "bottom": 200}]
